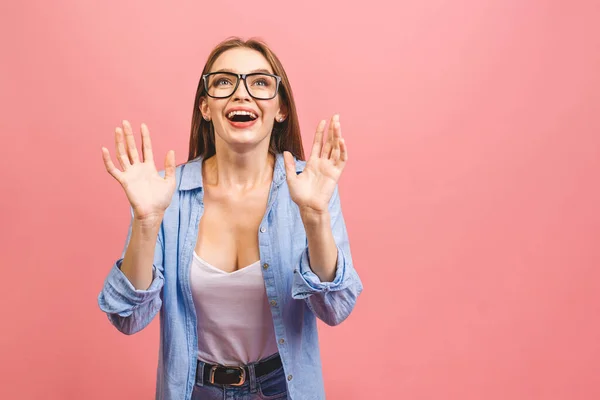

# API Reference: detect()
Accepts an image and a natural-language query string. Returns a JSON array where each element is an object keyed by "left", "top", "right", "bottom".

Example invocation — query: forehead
[{"left": 210, "top": 48, "right": 273, "bottom": 74}]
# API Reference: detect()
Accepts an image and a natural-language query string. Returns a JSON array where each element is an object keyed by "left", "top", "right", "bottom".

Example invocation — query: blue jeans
[{"left": 192, "top": 354, "right": 288, "bottom": 400}]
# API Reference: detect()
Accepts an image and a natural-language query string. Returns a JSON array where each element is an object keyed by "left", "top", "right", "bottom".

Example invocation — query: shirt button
[
  {"left": 260, "top": 226, "right": 266, "bottom": 233},
  {"left": 263, "top": 263, "right": 269, "bottom": 269},
  {"left": 279, "top": 338, "right": 285, "bottom": 344},
  {"left": 287, "top": 375, "right": 293, "bottom": 381},
  {"left": 270, "top": 300, "right": 277, "bottom": 307}
]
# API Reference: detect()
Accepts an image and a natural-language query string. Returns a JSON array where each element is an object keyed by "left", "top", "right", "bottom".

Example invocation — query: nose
[{"left": 232, "top": 77, "right": 251, "bottom": 101}]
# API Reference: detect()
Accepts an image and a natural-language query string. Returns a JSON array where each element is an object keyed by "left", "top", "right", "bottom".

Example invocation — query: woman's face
[{"left": 201, "top": 48, "right": 286, "bottom": 151}]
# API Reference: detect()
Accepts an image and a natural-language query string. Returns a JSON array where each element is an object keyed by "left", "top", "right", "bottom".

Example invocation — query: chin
[
  {"left": 224, "top": 121, "right": 267, "bottom": 137},
  {"left": 222, "top": 132, "right": 270, "bottom": 150}
]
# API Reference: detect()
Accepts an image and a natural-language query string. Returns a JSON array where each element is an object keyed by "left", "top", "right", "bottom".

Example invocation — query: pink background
[{"left": 2, "top": 0, "right": 599, "bottom": 399}]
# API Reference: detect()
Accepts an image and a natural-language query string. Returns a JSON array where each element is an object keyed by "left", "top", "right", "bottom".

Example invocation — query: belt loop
[
  {"left": 195, "top": 360, "right": 205, "bottom": 387},
  {"left": 248, "top": 362, "right": 258, "bottom": 393}
]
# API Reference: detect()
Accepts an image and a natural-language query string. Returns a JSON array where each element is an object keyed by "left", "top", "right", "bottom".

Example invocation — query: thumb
[
  {"left": 283, "top": 151, "right": 296, "bottom": 181},
  {"left": 164, "top": 150, "right": 176, "bottom": 180}
]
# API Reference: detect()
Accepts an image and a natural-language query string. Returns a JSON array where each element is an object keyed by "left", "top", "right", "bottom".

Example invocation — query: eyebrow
[{"left": 212, "top": 68, "right": 274, "bottom": 74}]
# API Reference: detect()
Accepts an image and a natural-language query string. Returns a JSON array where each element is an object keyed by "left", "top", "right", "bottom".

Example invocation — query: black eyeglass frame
[{"left": 202, "top": 72, "right": 282, "bottom": 100}]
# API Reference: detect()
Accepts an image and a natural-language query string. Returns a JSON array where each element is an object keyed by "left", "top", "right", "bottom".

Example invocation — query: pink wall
[{"left": 2, "top": 0, "right": 599, "bottom": 398}]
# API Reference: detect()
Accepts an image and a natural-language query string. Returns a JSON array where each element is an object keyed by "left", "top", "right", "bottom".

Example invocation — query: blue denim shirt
[{"left": 98, "top": 153, "right": 363, "bottom": 400}]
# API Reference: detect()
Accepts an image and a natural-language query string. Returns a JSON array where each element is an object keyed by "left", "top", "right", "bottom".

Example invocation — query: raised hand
[
  {"left": 283, "top": 114, "right": 347, "bottom": 216},
  {"left": 102, "top": 120, "right": 176, "bottom": 222}
]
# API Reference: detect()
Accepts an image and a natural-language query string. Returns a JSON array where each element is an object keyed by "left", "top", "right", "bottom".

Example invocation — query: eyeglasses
[{"left": 202, "top": 72, "right": 282, "bottom": 100}]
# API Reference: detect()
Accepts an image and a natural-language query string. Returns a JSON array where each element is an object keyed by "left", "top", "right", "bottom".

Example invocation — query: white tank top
[{"left": 190, "top": 251, "right": 279, "bottom": 366}]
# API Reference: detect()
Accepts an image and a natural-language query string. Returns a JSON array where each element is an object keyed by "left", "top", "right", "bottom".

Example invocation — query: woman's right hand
[{"left": 102, "top": 120, "right": 176, "bottom": 223}]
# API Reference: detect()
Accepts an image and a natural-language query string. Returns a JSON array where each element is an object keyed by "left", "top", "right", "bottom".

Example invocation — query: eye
[
  {"left": 253, "top": 78, "right": 268, "bottom": 86},
  {"left": 215, "top": 78, "right": 233, "bottom": 86}
]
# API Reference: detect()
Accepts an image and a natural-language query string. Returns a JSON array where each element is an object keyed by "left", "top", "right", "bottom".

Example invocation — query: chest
[{"left": 194, "top": 185, "right": 271, "bottom": 272}]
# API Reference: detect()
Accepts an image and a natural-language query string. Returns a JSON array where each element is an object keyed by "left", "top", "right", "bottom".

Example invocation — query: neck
[{"left": 204, "top": 141, "right": 275, "bottom": 190}]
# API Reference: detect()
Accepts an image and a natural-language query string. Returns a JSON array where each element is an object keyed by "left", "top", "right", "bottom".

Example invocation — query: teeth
[{"left": 227, "top": 110, "right": 257, "bottom": 119}]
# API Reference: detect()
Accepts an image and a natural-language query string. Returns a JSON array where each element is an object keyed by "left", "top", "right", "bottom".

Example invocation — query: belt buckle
[{"left": 209, "top": 365, "right": 246, "bottom": 386}]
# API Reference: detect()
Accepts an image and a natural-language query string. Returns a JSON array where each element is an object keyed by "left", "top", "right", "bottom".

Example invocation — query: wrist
[
  {"left": 132, "top": 214, "right": 163, "bottom": 237},
  {"left": 300, "top": 207, "right": 330, "bottom": 227}
]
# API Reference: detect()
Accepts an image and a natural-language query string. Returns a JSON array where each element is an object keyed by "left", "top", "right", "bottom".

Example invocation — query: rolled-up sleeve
[
  {"left": 98, "top": 208, "right": 165, "bottom": 335},
  {"left": 291, "top": 186, "right": 363, "bottom": 326}
]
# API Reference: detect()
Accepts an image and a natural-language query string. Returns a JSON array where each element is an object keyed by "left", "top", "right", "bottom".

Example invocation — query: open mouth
[{"left": 227, "top": 111, "right": 258, "bottom": 123}]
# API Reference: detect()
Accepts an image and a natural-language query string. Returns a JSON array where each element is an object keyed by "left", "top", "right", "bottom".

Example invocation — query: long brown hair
[{"left": 187, "top": 37, "right": 305, "bottom": 162}]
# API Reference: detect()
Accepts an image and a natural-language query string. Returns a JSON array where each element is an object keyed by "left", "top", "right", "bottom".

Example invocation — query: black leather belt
[{"left": 197, "top": 354, "right": 282, "bottom": 386}]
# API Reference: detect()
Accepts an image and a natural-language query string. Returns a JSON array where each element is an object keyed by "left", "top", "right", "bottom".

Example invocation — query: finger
[
  {"left": 335, "top": 115, "right": 342, "bottom": 138},
  {"left": 283, "top": 151, "right": 296, "bottom": 181},
  {"left": 330, "top": 120, "right": 341, "bottom": 162},
  {"left": 339, "top": 137, "right": 348, "bottom": 162},
  {"left": 122, "top": 120, "right": 140, "bottom": 163},
  {"left": 140, "top": 123, "right": 154, "bottom": 164},
  {"left": 114, "top": 127, "right": 131, "bottom": 170},
  {"left": 164, "top": 150, "right": 176, "bottom": 180},
  {"left": 321, "top": 114, "right": 337, "bottom": 158},
  {"left": 335, "top": 115, "right": 347, "bottom": 162},
  {"left": 101, "top": 147, "right": 123, "bottom": 182},
  {"left": 310, "top": 120, "right": 326, "bottom": 159}
]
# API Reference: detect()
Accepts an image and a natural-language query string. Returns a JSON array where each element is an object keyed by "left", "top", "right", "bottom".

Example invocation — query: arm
[
  {"left": 97, "top": 208, "right": 165, "bottom": 335},
  {"left": 300, "top": 207, "right": 337, "bottom": 283},
  {"left": 292, "top": 186, "right": 363, "bottom": 326}
]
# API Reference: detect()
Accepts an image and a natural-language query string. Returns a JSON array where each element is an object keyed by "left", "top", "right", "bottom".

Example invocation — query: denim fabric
[
  {"left": 192, "top": 353, "right": 288, "bottom": 400},
  {"left": 98, "top": 153, "right": 363, "bottom": 400}
]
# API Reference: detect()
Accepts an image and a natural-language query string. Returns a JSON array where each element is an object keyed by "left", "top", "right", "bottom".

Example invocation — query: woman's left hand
[{"left": 284, "top": 114, "right": 347, "bottom": 217}]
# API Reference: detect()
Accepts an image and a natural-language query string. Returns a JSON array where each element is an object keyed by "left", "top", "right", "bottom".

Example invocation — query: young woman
[{"left": 98, "top": 37, "right": 363, "bottom": 400}]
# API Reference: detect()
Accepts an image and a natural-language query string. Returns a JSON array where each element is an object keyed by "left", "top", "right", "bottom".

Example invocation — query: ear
[
  {"left": 200, "top": 97, "right": 211, "bottom": 121},
  {"left": 276, "top": 104, "right": 288, "bottom": 123}
]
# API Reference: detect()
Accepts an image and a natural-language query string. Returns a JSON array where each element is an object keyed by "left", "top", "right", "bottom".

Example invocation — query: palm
[
  {"left": 102, "top": 121, "right": 176, "bottom": 221},
  {"left": 284, "top": 115, "right": 348, "bottom": 214},
  {"left": 119, "top": 162, "right": 175, "bottom": 218}
]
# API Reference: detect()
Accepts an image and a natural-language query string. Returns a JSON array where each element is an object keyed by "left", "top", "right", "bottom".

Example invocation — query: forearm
[
  {"left": 294, "top": 210, "right": 363, "bottom": 325},
  {"left": 301, "top": 210, "right": 337, "bottom": 282},
  {"left": 120, "top": 215, "right": 163, "bottom": 290}
]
